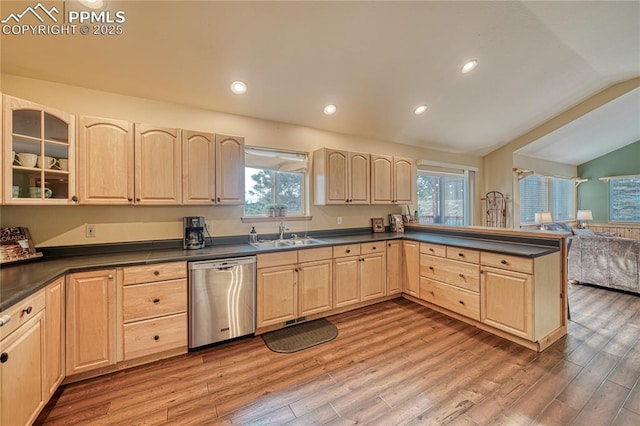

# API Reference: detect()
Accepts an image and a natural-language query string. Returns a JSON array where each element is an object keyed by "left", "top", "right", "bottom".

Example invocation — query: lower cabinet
[
  {"left": 45, "top": 277, "right": 65, "bottom": 398},
  {"left": 257, "top": 248, "right": 333, "bottom": 329},
  {"left": 66, "top": 269, "right": 116, "bottom": 376},
  {"left": 403, "top": 240, "right": 419, "bottom": 297},
  {"left": 333, "top": 242, "right": 387, "bottom": 308},
  {"left": 386, "top": 240, "right": 403, "bottom": 295},
  {"left": 121, "top": 262, "right": 188, "bottom": 361},
  {"left": 0, "top": 290, "right": 46, "bottom": 426}
]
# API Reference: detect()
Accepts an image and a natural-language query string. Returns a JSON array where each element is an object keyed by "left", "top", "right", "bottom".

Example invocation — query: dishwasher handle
[{"left": 189, "top": 256, "right": 256, "bottom": 270}]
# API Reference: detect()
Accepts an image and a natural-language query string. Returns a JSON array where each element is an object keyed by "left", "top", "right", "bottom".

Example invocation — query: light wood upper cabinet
[
  {"left": 77, "top": 116, "right": 134, "bottom": 204},
  {"left": 215, "top": 134, "right": 245, "bottom": 205},
  {"left": 135, "top": 124, "right": 182, "bottom": 205},
  {"left": 45, "top": 278, "right": 65, "bottom": 399},
  {"left": 313, "top": 148, "right": 370, "bottom": 204},
  {"left": 66, "top": 269, "right": 116, "bottom": 376},
  {"left": 3, "top": 95, "right": 77, "bottom": 205},
  {"left": 371, "top": 154, "right": 414, "bottom": 204},
  {"left": 182, "top": 130, "right": 215, "bottom": 205}
]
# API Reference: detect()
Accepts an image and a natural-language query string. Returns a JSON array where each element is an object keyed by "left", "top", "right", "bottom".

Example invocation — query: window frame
[
  {"left": 608, "top": 175, "right": 640, "bottom": 223},
  {"left": 519, "top": 174, "right": 576, "bottom": 225}
]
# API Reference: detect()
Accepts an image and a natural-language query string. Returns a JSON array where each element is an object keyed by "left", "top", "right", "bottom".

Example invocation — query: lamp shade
[
  {"left": 534, "top": 212, "right": 553, "bottom": 224},
  {"left": 576, "top": 210, "right": 593, "bottom": 221}
]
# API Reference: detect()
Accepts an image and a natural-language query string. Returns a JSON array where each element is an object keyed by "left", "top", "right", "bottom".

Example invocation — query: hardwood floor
[{"left": 36, "top": 283, "right": 640, "bottom": 425}]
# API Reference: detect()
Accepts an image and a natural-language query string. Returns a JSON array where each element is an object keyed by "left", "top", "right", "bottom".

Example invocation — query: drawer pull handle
[
  {"left": 0, "top": 315, "right": 10, "bottom": 327},
  {"left": 458, "top": 273, "right": 465, "bottom": 278},
  {"left": 388, "top": 243, "right": 391, "bottom": 247},
  {"left": 459, "top": 300, "right": 465, "bottom": 305},
  {"left": 153, "top": 298, "right": 160, "bottom": 304},
  {"left": 500, "top": 260, "right": 508, "bottom": 265},
  {"left": 429, "top": 248, "right": 435, "bottom": 252},
  {"left": 0, "top": 352, "right": 8, "bottom": 363},
  {"left": 346, "top": 249, "right": 351, "bottom": 254},
  {"left": 23, "top": 306, "right": 32, "bottom": 315},
  {"left": 458, "top": 253, "right": 464, "bottom": 257},
  {"left": 372, "top": 246, "right": 377, "bottom": 250},
  {"left": 429, "top": 266, "right": 434, "bottom": 271},
  {"left": 154, "top": 335, "right": 160, "bottom": 341},
  {"left": 154, "top": 270, "right": 160, "bottom": 276}
]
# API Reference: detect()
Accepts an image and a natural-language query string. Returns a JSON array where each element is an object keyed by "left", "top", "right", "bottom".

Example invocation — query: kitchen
[{"left": 1, "top": 1, "right": 639, "bottom": 425}]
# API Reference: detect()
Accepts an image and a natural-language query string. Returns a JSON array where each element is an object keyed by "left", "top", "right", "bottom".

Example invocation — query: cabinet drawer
[
  {"left": 420, "top": 243, "right": 446, "bottom": 257},
  {"left": 123, "top": 279, "right": 187, "bottom": 322},
  {"left": 257, "top": 251, "right": 298, "bottom": 268},
  {"left": 298, "top": 247, "right": 332, "bottom": 263},
  {"left": 333, "top": 244, "right": 361, "bottom": 258},
  {"left": 0, "top": 288, "right": 45, "bottom": 340},
  {"left": 360, "top": 241, "right": 385, "bottom": 255},
  {"left": 481, "top": 252, "right": 533, "bottom": 274},
  {"left": 446, "top": 247, "right": 480, "bottom": 264},
  {"left": 123, "top": 261, "right": 187, "bottom": 285},
  {"left": 419, "top": 255, "right": 480, "bottom": 292},
  {"left": 124, "top": 313, "right": 187, "bottom": 360},
  {"left": 420, "top": 278, "right": 480, "bottom": 321}
]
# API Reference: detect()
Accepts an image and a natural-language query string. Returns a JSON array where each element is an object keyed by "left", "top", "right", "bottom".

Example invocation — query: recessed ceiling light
[
  {"left": 461, "top": 60, "right": 478, "bottom": 74},
  {"left": 79, "top": 0, "right": 103, "bottom": 7},
  {"left": 414, "top": 105, "right": 428, "bottom": 115},
  {"left": 230, "top": 81, "right": 247, "bottom": 94},
  {"left": 323, "top": 104, "right": 337, "bottom": 115}
]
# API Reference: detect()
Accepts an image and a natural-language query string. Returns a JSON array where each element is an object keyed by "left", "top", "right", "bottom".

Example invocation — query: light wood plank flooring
[{"left": 36, "top": 283, "right": 640, "bottom": 425}]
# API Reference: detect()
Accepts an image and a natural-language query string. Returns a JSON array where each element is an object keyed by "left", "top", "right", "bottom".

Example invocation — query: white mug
[
  {"left": 58, "top": 158, "right": 69, "bottom": 171},
  {"left": 37, "top": 156, "right": 58, "bottom": 169},
  {"left": 29, "top": 187, "right": 53, "bottom": 198},
  {"left": 16, "top": 153, "right": 38, "bottom": 168}
]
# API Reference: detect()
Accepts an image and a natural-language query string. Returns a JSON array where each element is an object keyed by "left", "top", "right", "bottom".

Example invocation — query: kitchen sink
[{"left": 249, "top": 237, "right": 325, "bottom": 250}]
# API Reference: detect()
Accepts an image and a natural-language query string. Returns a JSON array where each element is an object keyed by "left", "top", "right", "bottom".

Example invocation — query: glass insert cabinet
[{"left": 3, "top": 96, "right": 76, "bottom": 204}]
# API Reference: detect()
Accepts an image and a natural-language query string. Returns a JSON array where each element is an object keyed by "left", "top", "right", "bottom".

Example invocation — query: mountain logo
[{"left": 1, "top": 2, "right": 59, "bottom": 24}]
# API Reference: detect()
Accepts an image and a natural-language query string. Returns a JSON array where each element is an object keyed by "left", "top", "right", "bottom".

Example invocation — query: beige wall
[
  {"left": 483, "top": 77, "right": 640, "bottom": 228},
  {"left": 1, "top": 75, "right": 483, "bottom": 247}
]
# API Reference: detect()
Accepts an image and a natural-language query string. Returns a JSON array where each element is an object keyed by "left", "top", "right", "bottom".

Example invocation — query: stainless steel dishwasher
[{"left": 188, "top": 256, "right": 256, "bottom": 349}]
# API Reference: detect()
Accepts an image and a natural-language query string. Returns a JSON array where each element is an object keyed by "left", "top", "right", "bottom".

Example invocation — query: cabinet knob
[
  {"left": 71, "top": 195, "right": 78, "bottom": 202},
  {"left": 458, "top": 273, "right": 465, "bottom": 278},
  {"left": 459, "top": 300, "right": 465, "bottom": 305},
  {"left": 128, "top": 198, "right": 133, "bottom": 202},
  {"left": 217, "top": 197, "right": 221, "bottom": 202},
  {"left": 372, "top": 246, "right": 377, "bottom": 250},
  {"left": 388, "top": 243, "right": 391, "bottom": 247},
  {"left": 154, "top": 335, "right": 160, "bottom": 341},
  {"left": 500, "top": 260, "right": 508, "bottom": 265},
  {"left": 346, "top": 249, "right": 351, "bottom": 254},
  {"left": 429, "top": 266, "right": 434, "bottom": 271},
  {"left": 429, "top": 248, "right": 435, "bottom": 253},
  {"left": 23, "top": 306, "right": 32, "bottom": 315},
  {"left": 458, "top": 253, "right": 464, "bottom": 257},
  {"left": 154, "top": 271, "right": 160, "bottom": 276},
  {"left": 0, "top": 352, "right": 7, "bottom": 363},
  {"left": 136, "top": 198, "right": 141, "bottom": 202},
  {"left": 153, "top": 298, "right": 160, "bottom": 304},
  {"left": 108, "top": 275, "right": 114, "bottom": 280},
  {"left": 212, "top": 198, "right": 215, "bottom": 202}
]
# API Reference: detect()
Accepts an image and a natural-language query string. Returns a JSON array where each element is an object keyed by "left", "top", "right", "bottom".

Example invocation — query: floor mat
[{"left": 262, "top": 318, "right": 338, "bottom": 353}]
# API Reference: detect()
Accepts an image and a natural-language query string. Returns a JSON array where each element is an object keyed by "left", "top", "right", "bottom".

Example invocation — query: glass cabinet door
[{"left": 4, "top": 96, "right": 75, "bottom": 204}]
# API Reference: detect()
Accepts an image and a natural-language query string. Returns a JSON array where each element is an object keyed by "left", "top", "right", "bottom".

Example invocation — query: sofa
[{"left": 567, "top": 232, "right": 640, "bottom": 295}]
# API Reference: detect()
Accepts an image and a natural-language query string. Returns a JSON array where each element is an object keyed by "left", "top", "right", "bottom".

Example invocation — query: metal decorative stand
[{"left": 483, "top": 191, "right": 507, "bottom": 228}]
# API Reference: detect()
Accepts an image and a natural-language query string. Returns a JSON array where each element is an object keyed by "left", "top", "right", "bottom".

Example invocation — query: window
[
  {"left": 244, "top": 147, "right": 308, "bottom": 217},
  {"left": 519, "top": 175, "right": 575, "bottom": 225},
  {"left": 609, "top": 176, "right": 640, "bottom": 222},
  {"left": 416, "top": 172, "right": 466, "bottom": 226}
]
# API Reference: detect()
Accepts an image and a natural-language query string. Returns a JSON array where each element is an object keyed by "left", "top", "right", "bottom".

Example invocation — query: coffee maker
[{"left": 183, "top": 217, "right": 206, "bottom": 250}]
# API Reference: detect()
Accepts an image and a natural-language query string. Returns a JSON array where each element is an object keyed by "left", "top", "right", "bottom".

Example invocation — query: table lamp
[
  {"left": 534, "top": 212, "right": 553, "bottom": 230},
  {"left": 576, "top": 210, "right": 593, "bottom": 229}
]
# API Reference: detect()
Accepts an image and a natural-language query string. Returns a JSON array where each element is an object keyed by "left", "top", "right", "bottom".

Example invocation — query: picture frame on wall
[{"left": 371, "top": 217, "right": 385, "bottom": 233}]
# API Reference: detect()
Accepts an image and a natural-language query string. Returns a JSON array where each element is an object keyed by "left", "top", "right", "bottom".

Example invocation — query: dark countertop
[{"left": 0, "top": 230, "right": 560, "bottom": 312}]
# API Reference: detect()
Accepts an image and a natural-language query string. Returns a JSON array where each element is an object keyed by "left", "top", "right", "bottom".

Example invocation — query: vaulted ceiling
[{"left": 1, "top": 1, "right": 639, "bottom": 160}]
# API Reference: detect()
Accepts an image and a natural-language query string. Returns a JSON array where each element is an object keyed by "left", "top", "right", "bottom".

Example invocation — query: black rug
[{"left": 262, "top": 318, "right": 338, "bottom": 353}]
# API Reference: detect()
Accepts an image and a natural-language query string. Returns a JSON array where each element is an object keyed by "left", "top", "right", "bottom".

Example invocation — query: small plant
[
  {"left": 265, "top": 204, "right": 278, "bottom": 217},
  {"left": 274, "top": 203, "right": 288, "bottom": 217}
]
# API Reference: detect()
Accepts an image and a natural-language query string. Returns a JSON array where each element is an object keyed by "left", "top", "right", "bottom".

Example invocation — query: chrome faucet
[{"left": 278, "top": 222, "right": 289, "bottom": 240}]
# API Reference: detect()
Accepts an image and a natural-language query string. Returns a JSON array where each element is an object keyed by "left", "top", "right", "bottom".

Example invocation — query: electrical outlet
[
  {"left": 337, "top": 216, "right": 343, "bottom": 225},
  {"left": 86, "top": 224, "right": 96, "bottom": 238}
]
